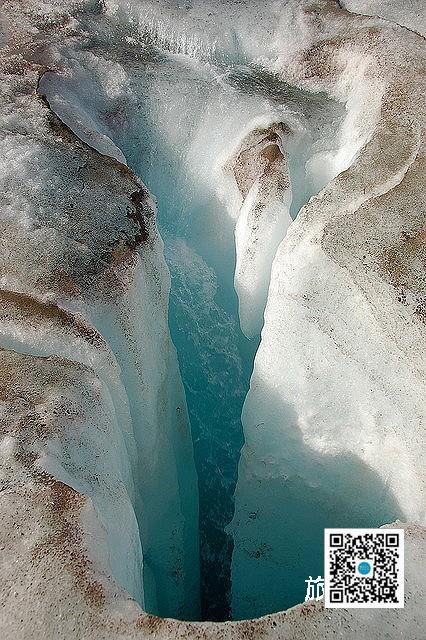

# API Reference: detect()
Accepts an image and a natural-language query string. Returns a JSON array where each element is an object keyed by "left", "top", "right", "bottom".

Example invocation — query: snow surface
[{"left": 342, "top": 0, "right": 426, "bottom": 37}]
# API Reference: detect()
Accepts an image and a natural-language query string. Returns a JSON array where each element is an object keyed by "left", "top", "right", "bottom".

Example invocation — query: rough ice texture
[
  {"left": 0, "top": 0, "right": 199, "bottom": 623},
  {"left": 0, "top": 0, "right": 425, "bottom": 638},
  {"left": 231, "top": 0, "right": 426, "bottom": 622},
  {"left": 342, "top": 0, "right": 426, "bottom": 37}
]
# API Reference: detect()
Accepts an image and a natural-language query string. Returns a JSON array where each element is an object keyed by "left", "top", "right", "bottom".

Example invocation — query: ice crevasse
[
  {"left": 0, "top": 15, "right": 200, "bottom": 622},
  {"left": 0, "top": 0, "right": 425, "bottom": 639},
  {"left": 229, "top": 0, "right": 426, "bottom": 619}
]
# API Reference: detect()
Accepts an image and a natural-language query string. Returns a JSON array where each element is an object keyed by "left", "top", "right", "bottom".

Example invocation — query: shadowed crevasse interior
[{"left": 38, "top": 4, "right": 403, "bottom": 623}]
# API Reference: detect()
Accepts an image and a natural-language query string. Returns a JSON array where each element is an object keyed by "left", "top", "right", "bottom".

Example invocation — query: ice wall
[
  {"left": 230, "top": 0, "right": 426, "bottom": 619},
  {"left": 0, "top": 13, "right": 199, "bottom": 620},
  {"left": 226, "top": 123, "right": 293, "bottom": 338},
  {"left": 38, "top": 37, "right": 256, "bottom": 619}
]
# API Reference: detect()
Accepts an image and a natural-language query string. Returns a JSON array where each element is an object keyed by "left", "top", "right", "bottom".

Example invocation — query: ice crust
[
  {"left": 0, "top": 3, "right": 200, "bottom": 620},
  {"left": 230, "top": 0, "right": 426, "bottom": 620},
  {"left": 342, "top": 0, "right": 426, "bottom": 37},
  {"left": 0, "top": 0, "right": 425, "bottom": 638}
]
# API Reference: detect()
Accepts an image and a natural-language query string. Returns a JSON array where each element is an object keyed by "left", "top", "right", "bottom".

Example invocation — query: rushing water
[{"left": 119, "top": 70, "right": 260, "bottom": 619}]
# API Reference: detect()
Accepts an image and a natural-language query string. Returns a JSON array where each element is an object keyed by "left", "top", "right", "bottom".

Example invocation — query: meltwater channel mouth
[
  {"left": 98, "top": 54, "right": 348, "bottom": 621},
  {"left": 38, "top": 7, "right": 403, "bottom": 623}
]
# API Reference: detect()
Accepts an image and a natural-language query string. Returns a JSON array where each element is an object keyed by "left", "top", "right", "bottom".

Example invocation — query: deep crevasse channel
[{"left": 38, "top": 0, "right": 402, "bottom": 622}]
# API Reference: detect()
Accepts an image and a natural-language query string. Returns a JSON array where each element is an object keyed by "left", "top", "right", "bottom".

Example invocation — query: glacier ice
[
  {"left": 229, "top": 123, "right": 293, "bottom": 338},
  {"left": 229, "top": 0, "right": 426, "bottom": 620},
  {"left": 0, "top": 27, "right": 200, "bottom": 619},
  {"left": 38, "top": 4, "right": 360, "bottom": 616},
  {"left": 0, "top": 0, "right": 425, "bottom": 637}
]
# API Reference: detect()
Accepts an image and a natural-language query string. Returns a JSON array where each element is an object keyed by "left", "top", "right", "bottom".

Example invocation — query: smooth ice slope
[{"left": 231, "top": 0, "right": 426, "bottom": 620}]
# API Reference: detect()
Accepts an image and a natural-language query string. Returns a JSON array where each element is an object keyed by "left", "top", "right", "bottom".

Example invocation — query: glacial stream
[
  {"left": 39, "top": 5, "right": 402, "bottom": 623},
  {"left": 110, "top": 51, "right": 343, "bottom": 621},
  {"left": 116, "top": 57, "right": 268, "bottom": 621}
]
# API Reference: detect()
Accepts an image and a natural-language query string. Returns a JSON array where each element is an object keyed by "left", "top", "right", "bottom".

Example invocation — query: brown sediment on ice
[
  {"left": 227, "top": 123, "right": 291, "bottom": 200},
  {"left": 0, "top": 289, "right": 106, "bottom": 348}
]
